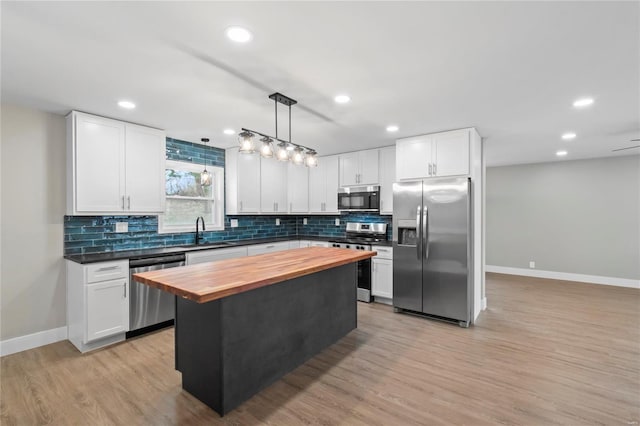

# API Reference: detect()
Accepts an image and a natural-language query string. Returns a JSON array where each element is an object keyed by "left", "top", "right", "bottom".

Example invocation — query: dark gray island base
[{"left": 174, "top": 264, "right": 357, "bottom": 416}]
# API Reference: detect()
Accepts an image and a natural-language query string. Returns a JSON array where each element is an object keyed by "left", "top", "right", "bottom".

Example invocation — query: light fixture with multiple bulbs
[{"left": 238, "top": 92, "right": 318, "bottom": 167}]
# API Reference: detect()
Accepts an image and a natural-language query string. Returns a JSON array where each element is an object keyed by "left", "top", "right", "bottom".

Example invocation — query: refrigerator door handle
[
  {"left": 423, "top": 207, "right": 429, "bottom": 260},
  {"left": 416, "top": 206, "right": 422, "bottom": 260}
]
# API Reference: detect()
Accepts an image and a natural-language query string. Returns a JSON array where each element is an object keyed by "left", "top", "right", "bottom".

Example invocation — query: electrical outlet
[
  {"left": 230, "top": 219, "right": 238, "bottom": 228},
  {"left": 276, "top": 218, "right": 281, "bottom": 226},
  {"left": 335, "top": 218, "right": 340, "bottom": 226},
  {"left": 303, "top": 218, "right": 308, "bottom": 225},
  {"left": 529, "top": 261, "right": 535, "bottom": 269},
  {"left": 115, "top": 222, "right": 128, "bottom": 233}
]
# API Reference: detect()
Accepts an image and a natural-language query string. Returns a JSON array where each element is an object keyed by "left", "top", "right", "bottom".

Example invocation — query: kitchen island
[{"left": 133, "top": 246, "right": 375, "bottom": 416}]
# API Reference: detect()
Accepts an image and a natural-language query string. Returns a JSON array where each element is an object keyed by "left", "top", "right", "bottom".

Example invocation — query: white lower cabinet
[
  {"left": 67, "top": 260, "right": 129, "bottom": 353},
  {"left": 186, "top": 246, "right": 248, "bottom": 265},
  {"left": 86, "top": 279, "right": 129, "bottom": 341},
  {"left": 372, "top": 246, "right": 393, "bottom": 300},
  {"left": 288, "top": 240, "right": 301, "bottom": 249},
  {"left": 247, "top": 241, "right": 290, "bottom": 256}
]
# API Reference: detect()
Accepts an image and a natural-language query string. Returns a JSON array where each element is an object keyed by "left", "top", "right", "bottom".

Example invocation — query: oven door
[{"left": 357, "top": 258, "right": 372, "bottom": 302}]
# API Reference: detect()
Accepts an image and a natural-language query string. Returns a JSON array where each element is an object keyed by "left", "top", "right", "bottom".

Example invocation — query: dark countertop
[{"left": 64, "top": 235, "right": 393, "bottom": 264}]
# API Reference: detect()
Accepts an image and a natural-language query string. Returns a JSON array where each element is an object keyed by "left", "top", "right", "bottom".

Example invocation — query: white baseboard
[
  {"left": 1, "top": 326, "right": 68, "bottom": 357},
  {"left": 485, "top": 265, "right": 640, "bottom": 289}
]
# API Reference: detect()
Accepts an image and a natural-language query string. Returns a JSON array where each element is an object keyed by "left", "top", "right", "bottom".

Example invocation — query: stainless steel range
[{"left": 330, "top": 222, "right": 387, "bottom": 303}]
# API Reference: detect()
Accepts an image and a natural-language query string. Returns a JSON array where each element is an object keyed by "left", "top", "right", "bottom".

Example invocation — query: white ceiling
[{"left": 2, "top": 1, "right": 638, "bottom": 166}]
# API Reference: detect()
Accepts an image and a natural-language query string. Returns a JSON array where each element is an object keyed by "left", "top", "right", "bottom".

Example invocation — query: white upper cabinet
[
  {"left": 339, "top": 149, "right": 379, "bottom": 186},
  {"left": 309, "top": 155, "right": 340, "bottom": 214},
  {"left": 260, "top": 158, "right": 288, "bottom": 213},
  {"left": 396, "top": 129, "right": 471, "bottom": 180},
  {"left": 379, "top": 146, "right": 396, "bottom": 215},
  {"left": 67, "top": 111, "right": 165, "bottom": 215},
  {"left": 226, "top": 148, "right": 261, "bottom": 214},
  {"left": 287, "top": 163, "right": 309, "bottom": 213},
  {"left": 124, "top": 124, "right": 166, "bottom": 212}
]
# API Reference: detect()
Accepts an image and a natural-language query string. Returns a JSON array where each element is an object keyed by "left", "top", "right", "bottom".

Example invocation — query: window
[{"left": 158, "top": 160, "right": 224, "bottom": 233}]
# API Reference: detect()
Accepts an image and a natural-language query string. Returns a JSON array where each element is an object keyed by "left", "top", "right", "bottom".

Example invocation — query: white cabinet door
[
  {"left": 247, "top": 241, "right": 290, "bottom": 256},
  {"left": 308, "top": 161, "right": 326, "bottom": 213},
  {"left": 358, "top": 149, "right": 379, "bottom": 185},
  {"left": 237, "top": 152, "right": 261, "bottom": 213},
  {"left": 396, "top": 135, "right": 433, "bottom": 180},
  {"left": 287, "top": 164, "right": 309, "bottom": 213},
  {"left": 433, "top": 129, "right": 470, "bottom": 177},
  {"left": 379, "top": 147, "right": 396, "bottom": 214},
  {"left": 124, "top": 124, "right": 165, "bottom": 212},
  {"left": 323, "top": 156, "right": 340, "bottom": 213},
  {"left": 339, "top": 152, "right": 359, "bottom": 186},
  {"left": 308, "top": 155, "right": 339, "bottom": 213},
  {"left": 260, "top": 159, "right": 287, "bottom": 213},
  {"left": 86, "top": 279, "right": 129, "bottom": 342},
  {"left": 372, "top": 259, "right": 393, "bottom": 299},
  {"left": 288, "top": 240, "right": 301, "bottom": 249},
  {"left": 186, "top": 247, "right": 248, "bottom": 265},
  {"left": 74, "top": 113, "right": 125, "bottom": 212},
  {"left": 299, "top": 240, "right": 312, "bottom": 248}
]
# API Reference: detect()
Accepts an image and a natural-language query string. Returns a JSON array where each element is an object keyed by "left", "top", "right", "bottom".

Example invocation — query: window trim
[{"left": 158, "top": 160, "right": 225, "bottom": 234}]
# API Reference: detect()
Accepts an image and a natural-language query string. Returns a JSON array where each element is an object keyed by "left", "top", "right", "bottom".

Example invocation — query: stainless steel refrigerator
[{"left": 393, "top": 177, "right": 472, "bottom": 327}]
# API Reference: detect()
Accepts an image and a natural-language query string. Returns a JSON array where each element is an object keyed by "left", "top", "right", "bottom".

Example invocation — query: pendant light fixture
[
  {"left": 200, "top": 138, "right": 212, "bottom": 187},
  {"left": 240, "top": 92, "right": 319, "bottom": 167}
]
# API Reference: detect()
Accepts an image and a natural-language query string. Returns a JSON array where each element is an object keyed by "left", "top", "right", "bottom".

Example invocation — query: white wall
[
  {"left": 486, "top": 156, "right": 640, "bottom": 281},
  {"left": 1, "top": 104, "right": 67, "bottom": 341}
]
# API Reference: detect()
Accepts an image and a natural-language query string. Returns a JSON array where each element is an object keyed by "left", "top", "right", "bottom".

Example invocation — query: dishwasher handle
[{"left": 129, "top": 253, "right": 186, "bottom": 268}]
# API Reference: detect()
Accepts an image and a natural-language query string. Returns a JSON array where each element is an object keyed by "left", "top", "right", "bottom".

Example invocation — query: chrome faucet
[{"left": 195, "top": 216, "right": 206, "bottom": 245}]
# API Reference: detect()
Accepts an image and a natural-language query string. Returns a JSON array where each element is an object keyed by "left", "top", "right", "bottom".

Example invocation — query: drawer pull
[{"left": 97, "top": 266, "right": 119, "bottom": 271}]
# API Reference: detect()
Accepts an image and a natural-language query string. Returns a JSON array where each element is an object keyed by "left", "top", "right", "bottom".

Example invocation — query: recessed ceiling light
[
  {"left": 561, "top": 132, "right": 576, "bottom": 140},
  {"left": 573, "top": 97, "right": 594, "bottom": 108},
  {"left": 334, "top": 94, "right": 351, "bottom": 104},
  {"left": 225, "top": 26, "right": 253, "bottom": 43},
  {"left": 223, "top": 129, "right": 235, "bottom": 135},
  {"left": 118, "top": 100, "right": 136, "bottom": 109},
  {"left": 556, "top": 150, "right": 568, "bottom": 157},
  {"left": 386, "top": 125, "right": 399, "bottom": 132}
]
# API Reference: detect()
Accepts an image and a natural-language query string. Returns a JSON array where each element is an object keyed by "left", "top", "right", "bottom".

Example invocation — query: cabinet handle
[
  {"left": 122, "top": 196, "right": 125, "bottom": 210},
  {"left": 97, "top": 266, "right": 119, "bottom": 272},
  {"left": 123, "top": 282, "right": 127, "bottom": 298},
  {"left": 381, "top": 200, "right": 384, "bottom": 211},
  {"left": 240, "top": 201, "right": 243, "bottom": 211},
  {"left": 266, "top": 245, "right": 275, "bottom": 249},
  {"left": 428, "top": 163, "right": 432, "bottom": 176},
  {"left": 127, "top": 196, "right": 131, "bottom": 210},
  {"left": 433, "top": 163, "right": 437, "bottom": 175},
  {"left": 290, "top": 202, "right": 292, "bottom": 212}
]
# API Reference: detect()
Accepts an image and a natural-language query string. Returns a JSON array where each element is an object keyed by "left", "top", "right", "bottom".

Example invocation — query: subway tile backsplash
[{"left": 64, "top": 138, "right": 392, "bottom": 255}]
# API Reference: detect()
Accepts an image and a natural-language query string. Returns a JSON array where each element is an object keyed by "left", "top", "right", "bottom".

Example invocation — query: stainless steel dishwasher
[{"left": 127, "top": 253, "right": 185, "bottom": 338}]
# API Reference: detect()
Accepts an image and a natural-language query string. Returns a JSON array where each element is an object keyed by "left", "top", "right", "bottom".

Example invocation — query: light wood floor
[{"left": 2, "top": 273, "right": 639, "bottom": 425}]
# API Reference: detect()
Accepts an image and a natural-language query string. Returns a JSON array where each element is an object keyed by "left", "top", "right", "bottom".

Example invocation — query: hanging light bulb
[
  {"left": 276, "top": 142, "right": 290, "bottom": 161},
  {"left": 305, "top": 150, "right": 318, "bottom": 168},
  {"left": 238, "top": 131, "right": 255, "bottom": 153},
  {"left": 259, "top": 136, "right": 274, "bottom": 158},
  {"left": 200, "top": 138, "right": 212, "bottom": 186},
  {"left": 292, "top": 146, "right": 305, "bottom": 165}
]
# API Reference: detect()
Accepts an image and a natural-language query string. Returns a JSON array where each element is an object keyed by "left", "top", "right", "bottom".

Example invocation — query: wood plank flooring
[{"left": 2, "top": 273, "right": 639, "bottom": 425}]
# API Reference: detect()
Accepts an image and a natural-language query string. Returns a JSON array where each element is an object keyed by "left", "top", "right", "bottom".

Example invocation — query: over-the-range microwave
[{"left": 338, "top": 186, "right": 380, "bottom": 212}]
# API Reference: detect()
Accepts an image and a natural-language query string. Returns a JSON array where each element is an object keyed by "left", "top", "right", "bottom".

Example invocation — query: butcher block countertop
[{"left": 132, "top": 247, "right": 376, "bottom": 303}]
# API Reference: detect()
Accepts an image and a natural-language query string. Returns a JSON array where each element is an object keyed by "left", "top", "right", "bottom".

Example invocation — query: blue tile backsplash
[{"left": 64, "top": 138, "right": 392, "bottom": 255}]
